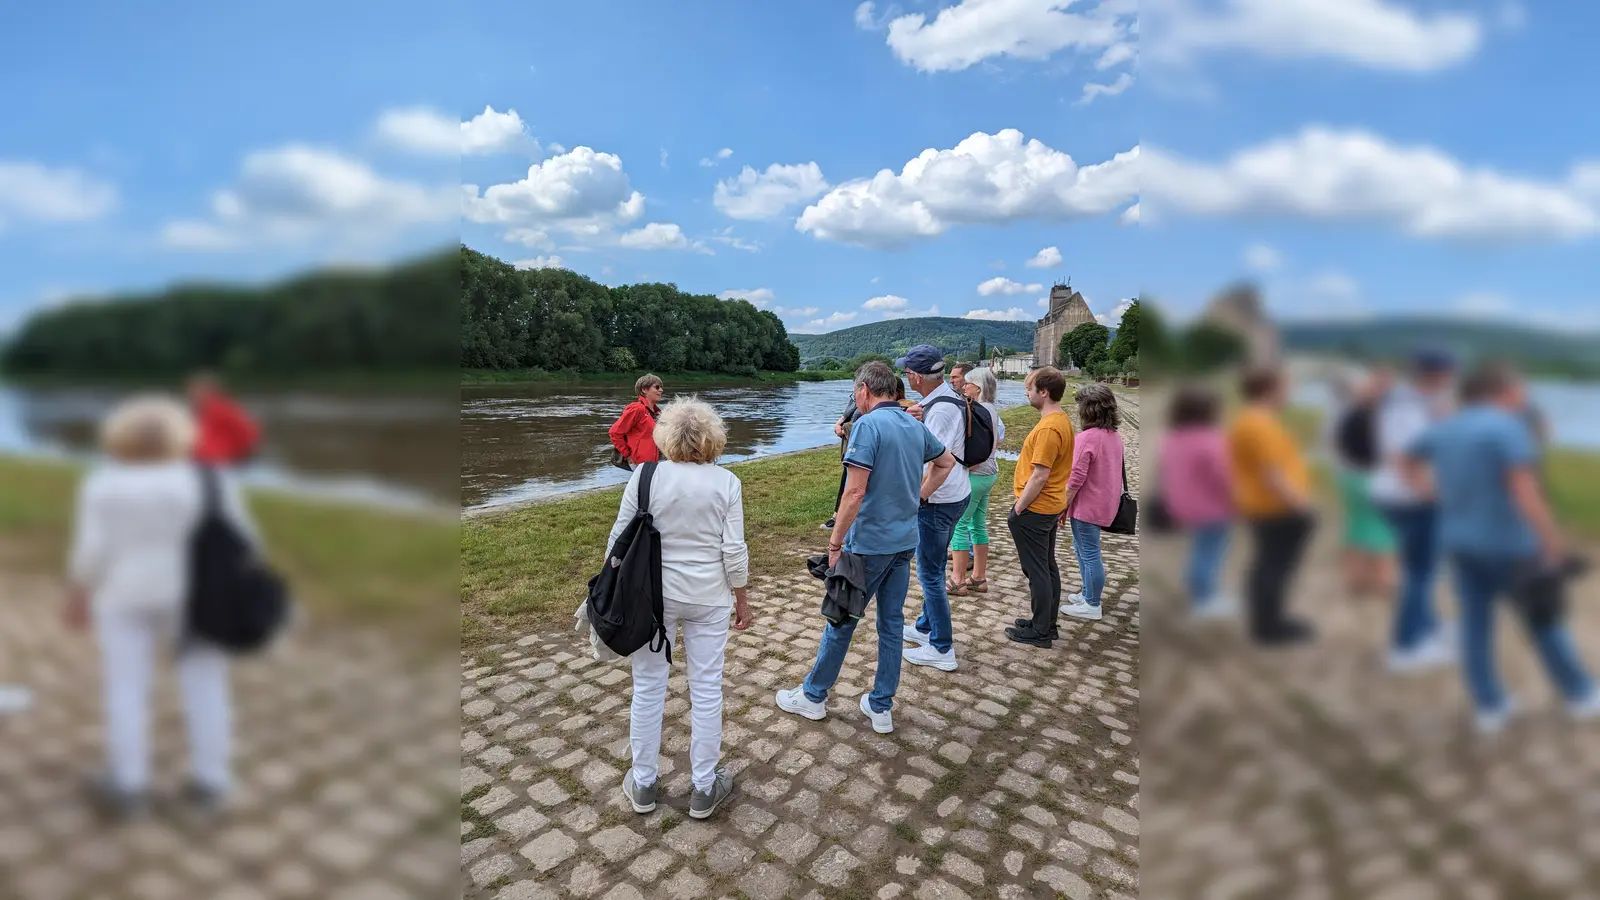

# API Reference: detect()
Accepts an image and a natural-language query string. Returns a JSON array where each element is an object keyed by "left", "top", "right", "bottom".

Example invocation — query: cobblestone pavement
[
  {"left": 0, "top": 565, "right": 459, "bottom": 900},
  {"left": 461, "top": 415, "right": 1142, "bottom": 900},
  {"left": 1142, "top": 524, "right": 1600, "bottom": 900}
]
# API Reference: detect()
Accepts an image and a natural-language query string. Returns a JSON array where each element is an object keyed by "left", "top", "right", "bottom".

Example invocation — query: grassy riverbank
[
  {"left": 0, "top": 455, "right": 457, "bottom": 632},
  {"left": 461, "top": 368, "right": 851, "bottom": 387}
]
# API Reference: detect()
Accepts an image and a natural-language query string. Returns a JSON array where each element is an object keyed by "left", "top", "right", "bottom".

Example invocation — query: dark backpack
[
  {"left": 586, "top": 462, "right": 671, "bottom": 662},
  {"left": 923, "top": 396, "right": 997, "bottom": 468},
  {"left": 185, "top": 465, "right": 291, "bottom": 654}
]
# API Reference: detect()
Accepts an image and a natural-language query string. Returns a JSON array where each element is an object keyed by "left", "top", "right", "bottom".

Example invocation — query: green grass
[
  {"left": 0, "top": 455, "right": 457, "bottom": 637},
  {"left": 460, "top": 368, "right": 850, "bottom": 387}
]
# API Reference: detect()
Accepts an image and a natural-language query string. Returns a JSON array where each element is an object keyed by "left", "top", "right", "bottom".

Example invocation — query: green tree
[
  {"left": 1059, "top": 322, "right": 1111, "bottom": 371},
  {"left": 1107, "top": 300, "right": 1141, "bottom": 363},
  {"left": 608, "top": 347, "right": 639, "bottom": 372},
  {"left": 977, "top": 335, "right": 987, "bottom": 360},
  {"left": 1181, "top": 322, "right": 1247, "bottom": 373}
]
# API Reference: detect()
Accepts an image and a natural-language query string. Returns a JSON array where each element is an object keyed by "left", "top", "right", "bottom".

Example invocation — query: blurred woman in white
[
  {"left": 65, "top": 395, "right": 259, "bottom": 818},
  {"left": 613, "top": 397, "right": 752, "bottom": 821}
]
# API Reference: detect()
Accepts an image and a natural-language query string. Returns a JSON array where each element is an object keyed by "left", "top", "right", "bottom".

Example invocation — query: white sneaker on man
[
  {"left": 0, "top": 685, "right": 32, "bottom": 715},
  {"left": 902, "top": 626, "right": 932, "bottom": 647},
  {"left": 1062, "top": 599, "right": 1102, "bottom": 621},
  {"left": 1568, "top": 690, "right": 1600, "bottom": 721},
  {"left": 776, "top": 687, "right": 827, "bottom": 721},
  {"left": 859, "top": 694, "right": 894, "bottom": 734},
  {"left": 1191, "top": 594, "right": 1239, "bottom": 622},
  {"left": 903, "top": 644, "right": 958, "bottom": 671},
  {"left": 1474, "top": 700, "right": 1515, "bottom": 735},
  {"left": 1387, "top": 633, "right": 1455, "bottom": 674}
]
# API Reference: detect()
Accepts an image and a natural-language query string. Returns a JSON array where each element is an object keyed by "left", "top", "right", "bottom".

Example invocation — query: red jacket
[
  {"left": 194, "top": 392, "right": 261, "bottom": 465},
  {"left": 608, "top": 400, "right": 660, "bottom": 464}
]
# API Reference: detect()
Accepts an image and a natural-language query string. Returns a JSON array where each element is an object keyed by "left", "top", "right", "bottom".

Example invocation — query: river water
[
  {"left": 1292, "top": 378, "right": 1600, "bottom": 451},
  {"left": 461, "top": 378, "right": 1033, "bottom": 510}
]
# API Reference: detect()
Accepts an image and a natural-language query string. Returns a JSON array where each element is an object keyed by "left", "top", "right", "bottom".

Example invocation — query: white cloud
[
  {"left": 877, "top": 0, "right": 1133, "bottom": 74},
  {"left": 376, "top": 105, "right": 536, "bottom": 156},
  {"left": 700, "top": 148, "right": 735, "bottom": 167},
  {"left": 463, "top": 145, "right": 647, "bottom": 240},
  {"left": 1095, "top": 297, "right": 1135, "bottom": 325},
  {"left": 1097, "top": 42, "right": 1136, "bottom": 69},
  {"left": 514, "top": 255, "right": 564, "bottom": 270},
  {"left": 619, "top": 222, "right": 709, "bottom": 253},
  {"left": 161, "top": 146, "right": 455, "bottom": 251},
  {"left": 718, "top": 288, "right": 777, "bottom": 307},
  {"left": 881, "top": 303, "right": 942, "bottom": 320},
  {"left": 1119, "top": 202, "right": 1140, "bottom": 225},
  {"left": 1078, "top": 72, "right": 1134, "bottom": 105},
  {"left": 1146, "top": 0, "right": 1483, "bottom": 73},
  {"left": 1026, "top": 246, "right": 1063, "bottom": 268},
  {"left": 964, "top": 307, "right": 1031, "bottom": 321},
  {"left": 504, "top": 227, "right": 552, "bottom": 249},
  {"left": 0, "top": 161, "right": 117, "bottom": 228},
  {"left": 978, "top": 276, "right": 1044, "bottom": 296},
  {"left": 1244, "top": 242, "right": 1282, "bottom": 272},
  {"left": 855, "top": 1, "right": 887, "bottom": 30},
  {"left": 714, "top": 162, "right": 830, "bottom": 220},
  {"left": 709, "top": 227, "right": 763, "bottom": 252},
  {"left": 660, "top": 147, "right": 670, "bottom": 169},
  {"left": 1454, "top": 289, "right": 1512, "bottom": 318},
  {"left": 797, "top": 130, "right": 1139, "bottom": 248},
  {"left": 803, "top": 311, "right": 861, "bottom": 332},
  {"left": 1143, "top": 127, "right": 1599, "bottom": 243},
  {"left": 1037, "top": 296, "right": 1051, "bottom": 308},
  {"left": 863, "top": 294, "right": 911, "bottom": 311},
  {"left": 1305, "top": 269, "right": 1359, "bottom": 301}
]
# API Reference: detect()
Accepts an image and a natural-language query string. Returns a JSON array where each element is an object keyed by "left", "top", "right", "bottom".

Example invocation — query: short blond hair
[
  {"left": 100, "top": 395, "right": 196, "bottom": 462},
  {"left": 635, "top": 373, "right": 663, "bottom": 397},
  {"left": 652, "top": 396, "right": 726, "bottom": 464}
]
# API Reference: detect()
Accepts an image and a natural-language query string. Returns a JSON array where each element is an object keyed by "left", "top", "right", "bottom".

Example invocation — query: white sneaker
[
  {"left": 902, "top": 626, "right": 932, "bottom": 647},
  {"left": 0, "top": 685, "right": 32, "bottom": 715},
  {"left": 776, "top": 687, "right": 827, "bottom": 721},
  {"left": 859, "top": 694, "right": 893, "bottom": 734},
  {"left": 1062, "top": 600, "right": 1102, "bottom": 621},
  {"left": 1067, "top": 592, "right": 1087, "bottom": 605},
  {"left": 1474, "top": 701, "right": 1514, "bottom": 735},
  {"left": 903, "top": 643, "right": 958, "bottom": 672},
  {"left": 1192, "top": 594, "right": 1239, "bottom": 621},
  {"left": 1568, "top": 690, "right": 1600, "bottom": 721},
  {"left": 1388, "top": 634, "right": 1456, "bottom": 674}
]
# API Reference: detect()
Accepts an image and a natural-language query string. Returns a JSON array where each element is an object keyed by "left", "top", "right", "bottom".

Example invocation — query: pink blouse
[
  {"left": 1159, "top": 426, "right": 1233, "bottom": 527},
  {"left": 1066, "top": 427, "right": 1125, "bottom": 527}
]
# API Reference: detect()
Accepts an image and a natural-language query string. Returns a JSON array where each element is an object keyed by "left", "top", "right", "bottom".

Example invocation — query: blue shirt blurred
[
  {"left": 842, "top": 402, "right": 948, "bottom": 555},
  {"left": 1410, "top": 405, "right": 1539, "bottom": 560}
]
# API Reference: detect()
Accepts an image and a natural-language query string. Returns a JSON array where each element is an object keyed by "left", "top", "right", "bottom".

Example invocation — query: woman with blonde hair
[
  {"left": 66, "top": 395, "right": 260, "bottom": 819},
  {"left": 612, "top": 396, "right": 752, "bottom": 821}
]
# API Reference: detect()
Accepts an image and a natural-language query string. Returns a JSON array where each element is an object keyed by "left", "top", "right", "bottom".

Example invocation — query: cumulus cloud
[
  {"left": 0, "top": 160, "right": 117, "bottom": 229},
  {"left": 619, "top": 222, "right": 711, "bottom": 253},
  {"left": 978, "top": 276, "right": 1044, "bottom": 296},
  {"left": 1244, "top": 242, "right": 1282, "bottom": 271},
  {"left": 863, "top": 294, "right": 911, "bottom": 311},
  {"left": 1143, "top": 127, "right": 1599, "bottom": 243},
  {"left": 718, "top": 288, "right": 777, "bottom": 307},
  {"left": 1026, "top": 246, "right": 1063, "bottom": 268},
  {"left": 513, "top": 256, "right": 564, "bottom": 270},
  {"left": 796, "top": 130, "right": 1139, "bottom": 248},
  {"left": 1119, "top": 203, "right": 1140, "bottom": 225},
  {"left": 875, "top": 0, "right": 1134, "bottom": 73},
  {"left": 964, "top": 307, "right": 1032, "bottom": 321},
  {"left": 802, "top": 311, "right": 861, "bottom": 332},
  {"left": 377, "top": 105, "right": 537, "bottom": 156},
  {"left": 1095, "top": 297, "right": 1135, "bottom": 325},
  {"left": 709, "top": 227, "right": 763, "bottom": 253},
  {"left": 699, "top": 148, "right": 735, "bottom": 167},
  {"left": 463, "top": 146, "right": 644, "bottom": 231},
  {"left": 714, "top": 162, "right": 830, "bottom": 220},
  {"left": 1078, "top": 72, "right": 1134, "bottom": 105}
]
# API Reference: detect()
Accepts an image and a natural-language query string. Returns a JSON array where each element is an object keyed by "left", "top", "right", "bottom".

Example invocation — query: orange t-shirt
[
  {"left": 1013, "top": 411, "right": 1076, "bottom": 515},
  {"left": 1228, "top": 405, "right": 1311, "bottom": 518}
]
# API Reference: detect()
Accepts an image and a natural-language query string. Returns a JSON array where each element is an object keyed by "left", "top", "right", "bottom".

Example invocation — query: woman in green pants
[{"left": 949, "top": 366, "right": 1006, "bottom": 595}]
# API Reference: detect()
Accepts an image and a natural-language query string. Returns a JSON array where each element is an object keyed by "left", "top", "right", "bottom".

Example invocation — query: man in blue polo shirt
[{"left": 777, "top": 361, "right": 957, "bottom": 734}]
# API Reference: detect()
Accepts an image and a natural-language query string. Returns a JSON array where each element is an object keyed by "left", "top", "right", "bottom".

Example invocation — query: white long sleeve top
[
  {"left": 606, "top": 461, "right": 749, "bottom": 608},
  {"left": 69, "top": 461, "right": 261, "bottom": 616}
]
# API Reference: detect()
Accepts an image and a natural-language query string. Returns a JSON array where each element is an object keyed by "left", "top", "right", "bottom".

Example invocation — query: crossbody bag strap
[
  {"left": 637, "top": 461, "right": 657, "bottom": 516},
  {"left": 197, "top": 463, "right": 221, "bottom": 516}
]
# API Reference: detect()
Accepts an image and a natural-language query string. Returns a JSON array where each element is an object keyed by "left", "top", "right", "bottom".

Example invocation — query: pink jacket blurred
[{"left": 1160, "top": 426, "right": 1233, "bottom": 527}]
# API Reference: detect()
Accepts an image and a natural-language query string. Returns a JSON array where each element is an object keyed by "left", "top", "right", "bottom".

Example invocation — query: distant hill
[
  {"left": 791, "top": 317, "right": 1036, "bottom": 366},
  {"left": 1279, "top": 316, "right": 1600, "bottom": 378}
]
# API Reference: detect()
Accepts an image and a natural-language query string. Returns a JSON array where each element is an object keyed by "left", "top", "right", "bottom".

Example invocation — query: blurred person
[
  {"left": 614, "top": 397, "right": 752, "bottom": 820},
  {"left": 778, "top": 362, "right": 957, "bottom": 734},
  {"left": 1329, "top": 368, "right": 1397, "bottom": 599},
  {"left": 1159, "top": 384, "right": 1237, "bottom": 619},
  {"left": 896, "top": 345, "right": 972, "bottom": 673},
  {"left": 1229, "top": 367, "right": 1317, "bottom": 645},
  {"left": 608, "top": 374, "right": 665, "bottom": 466},
  {"left": 188, "top": 372, "right": 260, "bottom": 466},
  {"left": 1005, "top": 367, "right": 1076, "bottom": 647},
  {"left": 67, "top": 395, "right": 259, "bottom": 819},
  {"left": 948, "top": 366, "right": 1006, "bottom": 596},
  {"left": 824, "top": 387, "right": 861, "bottom": 530},
  {"left": 1057, "top": 384, "right": 1126, "bottom": 623},
  {"left": 1372, "top": 350, "right": 1457, "bottom": 671},
  {"left": 1404, "top": 362, "right": 1599, "bottom": 733}
]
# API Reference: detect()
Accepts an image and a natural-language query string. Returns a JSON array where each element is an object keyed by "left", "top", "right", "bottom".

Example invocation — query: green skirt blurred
[{"left": 1337, "top": 469, "right": 1395, "bottom": 553}]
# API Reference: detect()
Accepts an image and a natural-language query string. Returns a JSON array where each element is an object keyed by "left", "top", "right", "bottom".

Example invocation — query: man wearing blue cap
[
  {"left": 895, "top": 344, "right": 972, "bottom": 673},
  {"left": 1372, "top": 347, "right": 1458, "bottom": 671}
]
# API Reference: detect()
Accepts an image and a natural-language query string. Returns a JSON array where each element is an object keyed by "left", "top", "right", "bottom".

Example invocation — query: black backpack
[
  {"left": 185, "top": 465, "right": 291, "bottom": 654},
  {"left": 586, "top": 462, "right": 671, "bottom": 662},
  {"left": 923, "top": 396, "right": 997, "bottom": 468}
]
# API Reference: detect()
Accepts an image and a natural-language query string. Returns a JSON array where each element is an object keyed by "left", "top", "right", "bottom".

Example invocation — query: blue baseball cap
[
  {"left": 895, "top": 344, "right": 946, "bottom": 375},
  {"left": 1411, "top": 347, "right": 1456, "bottom": 374}
]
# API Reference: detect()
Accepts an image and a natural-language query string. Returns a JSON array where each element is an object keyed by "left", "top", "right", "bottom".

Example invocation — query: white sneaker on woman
[
  {"left": 859, "top": 694, "right": 894, "bottom": 734},
  {"left": 776, "top": 687, "right": 827, "bottom": 721}
]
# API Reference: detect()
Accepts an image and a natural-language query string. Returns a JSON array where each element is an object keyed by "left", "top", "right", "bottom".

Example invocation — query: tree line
[{"left": 461, "top": 247, "right": 800, "bottom": 376}]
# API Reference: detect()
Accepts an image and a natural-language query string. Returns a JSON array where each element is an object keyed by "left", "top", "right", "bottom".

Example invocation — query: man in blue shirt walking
[{"left": 778, "top": 361, "right": 958, "bottom": 734}]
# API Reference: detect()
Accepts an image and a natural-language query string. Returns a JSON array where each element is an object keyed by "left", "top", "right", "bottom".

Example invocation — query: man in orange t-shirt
[
  {"left": 1005, "top": 366, "right": 1076, "bottom": 647},
  {"left": 1228, "top": 367, "right": 1317, "bottom": 645}
]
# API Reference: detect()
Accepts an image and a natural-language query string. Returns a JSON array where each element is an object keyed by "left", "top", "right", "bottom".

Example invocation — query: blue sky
[{"left": 5, "top": 1, "right": 1596, "bottom": 337}]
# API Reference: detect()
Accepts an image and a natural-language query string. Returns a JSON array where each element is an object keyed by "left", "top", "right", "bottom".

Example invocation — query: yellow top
[
  {"left": 1013, "top": 411, "right": 1076, "bottom": 515},
  {"left": 1228, "top": 405, "right": 1311, "bottom": 518}
]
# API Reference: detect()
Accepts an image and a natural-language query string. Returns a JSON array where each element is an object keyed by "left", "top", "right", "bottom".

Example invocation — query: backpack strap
[
  {"left": 924, "top": 395, "right": 973, "bottom": 437},
  {"left": 637, "top": 461, "right": 657, "bottom": 516},
  {"left": 196, "top": 463, "right": 222, "bottom": 516}
]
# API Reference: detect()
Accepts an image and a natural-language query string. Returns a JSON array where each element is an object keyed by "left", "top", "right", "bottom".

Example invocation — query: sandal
[
  {"left": 946, "top": 579, "right": 968, "bottom": 596},
  {"left": 969, "top": 578, "right": 989, "bottom": 594}
]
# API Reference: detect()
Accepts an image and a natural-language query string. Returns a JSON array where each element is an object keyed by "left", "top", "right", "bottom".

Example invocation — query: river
[
  {"left": 1292, "top": 378, "right": 1600, "bottom": 451},
  {"left": 461, "top": 378, "right": 1034, "bottom": 510}
]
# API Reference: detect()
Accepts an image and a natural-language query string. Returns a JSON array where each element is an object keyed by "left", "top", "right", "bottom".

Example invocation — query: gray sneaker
[
  {"left": 86, "top": 774, "right": 148, "bottom": 822},
  {"left": 622, "top": 770, "right": 657, "bottom": 814},
  {"left": 688, "top": 767, "right": 733, "bottom": 820}
]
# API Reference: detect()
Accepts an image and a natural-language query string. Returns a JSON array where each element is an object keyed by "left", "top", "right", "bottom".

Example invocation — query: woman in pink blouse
[
  {"left": 1158, "top": 385, "right": 1236, "bottom": 619},
  {"left": 1060, "top": 384, "right": 1126, "bottom": 622}
]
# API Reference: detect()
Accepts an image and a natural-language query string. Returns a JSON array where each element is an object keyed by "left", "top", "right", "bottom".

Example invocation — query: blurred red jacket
[
  {"left": 194, "top": 392, "right": 261, "bottom": 465},
  {"left": 608, "top": 400, "right": 660, "bottom": 464}
]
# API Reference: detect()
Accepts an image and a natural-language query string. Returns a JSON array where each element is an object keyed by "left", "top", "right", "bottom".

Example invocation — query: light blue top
[
  {"left": 842, "top": 402, "right": 949, "bottom": 555},
  {"left": 1410, "top": 405, "right": 1539, "bottom": 560}
]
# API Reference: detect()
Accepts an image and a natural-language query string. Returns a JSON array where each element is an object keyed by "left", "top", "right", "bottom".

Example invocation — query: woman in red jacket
[
  {"left": 609, "top": 374, "right": 664, "bottom": 465},
  {"left": 188, "top": 373, "right": 261, "bottom": 466}
]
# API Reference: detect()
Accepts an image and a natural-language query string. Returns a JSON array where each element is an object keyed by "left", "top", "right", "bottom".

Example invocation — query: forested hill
[
  {"left": 791, "top": 318, "right": 1035, "bottom": 367},
  {"left": 1280, "top": 317, "right": 1600, "bottom": 378}
]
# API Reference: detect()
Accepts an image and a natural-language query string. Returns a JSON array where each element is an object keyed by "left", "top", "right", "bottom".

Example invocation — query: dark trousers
[
  {"left": 1246, "top": 512, "right": 1315, "bottom": 640},
  {"left": 1008, "top": 509, "right": 1061, "bottom": 631}
]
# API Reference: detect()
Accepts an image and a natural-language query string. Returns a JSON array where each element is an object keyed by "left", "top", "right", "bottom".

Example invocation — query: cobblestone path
[
  {"left": 460, "top": 414, "right": 1142, "bottom": 900},
  {"left": 0, "top": 565, "right": 459, "bottom": 900}
]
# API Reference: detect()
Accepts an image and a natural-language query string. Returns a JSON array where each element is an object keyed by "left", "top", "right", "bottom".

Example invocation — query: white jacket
[
  {"left": 605, "top": 461, "right": 749, "bottom": 608},
  {"left": 69, "top": 461, "right": 261, "bottom": 616}
]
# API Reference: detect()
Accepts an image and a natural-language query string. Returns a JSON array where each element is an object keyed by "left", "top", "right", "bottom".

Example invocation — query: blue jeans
[
  {"left": 1069, "top": 518, "right": 1105, "bottom": 607},
  {"left": 1451, "top": 553, "right": 1594, "bottom": 713},
  {"left": 802, "top": 550, "right": 915, "bottom": 713},
  {"left": 911, "top": 497, "right": 969, "bottom": 653},
  {"left": 1187, "top": 522, "right": 1231, "bottom": 607},
  {"left": 1383, "top": 504, "right": 1442, "bottom": 651}
]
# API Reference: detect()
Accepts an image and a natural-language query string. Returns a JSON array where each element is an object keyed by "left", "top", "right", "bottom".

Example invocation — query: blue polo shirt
[
  {"left": 1409, "top": 405, "right": 1539, "bottom": 560},
  {"left": 842, "top": 402, "right": 949, "bottom": 555}
]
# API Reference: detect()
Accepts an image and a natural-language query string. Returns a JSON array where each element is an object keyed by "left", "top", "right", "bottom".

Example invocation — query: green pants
[{"left": 950, "top": 472, "right": 998, "bottom": 553}]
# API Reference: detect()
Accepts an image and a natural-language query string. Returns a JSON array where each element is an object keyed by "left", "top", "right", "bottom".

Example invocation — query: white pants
[
  {"left": 95, "top": 607, "right": 231, "bottom": 793},
  {"left": 629, "top": 599, "right": 730, "bottom": 793}
]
